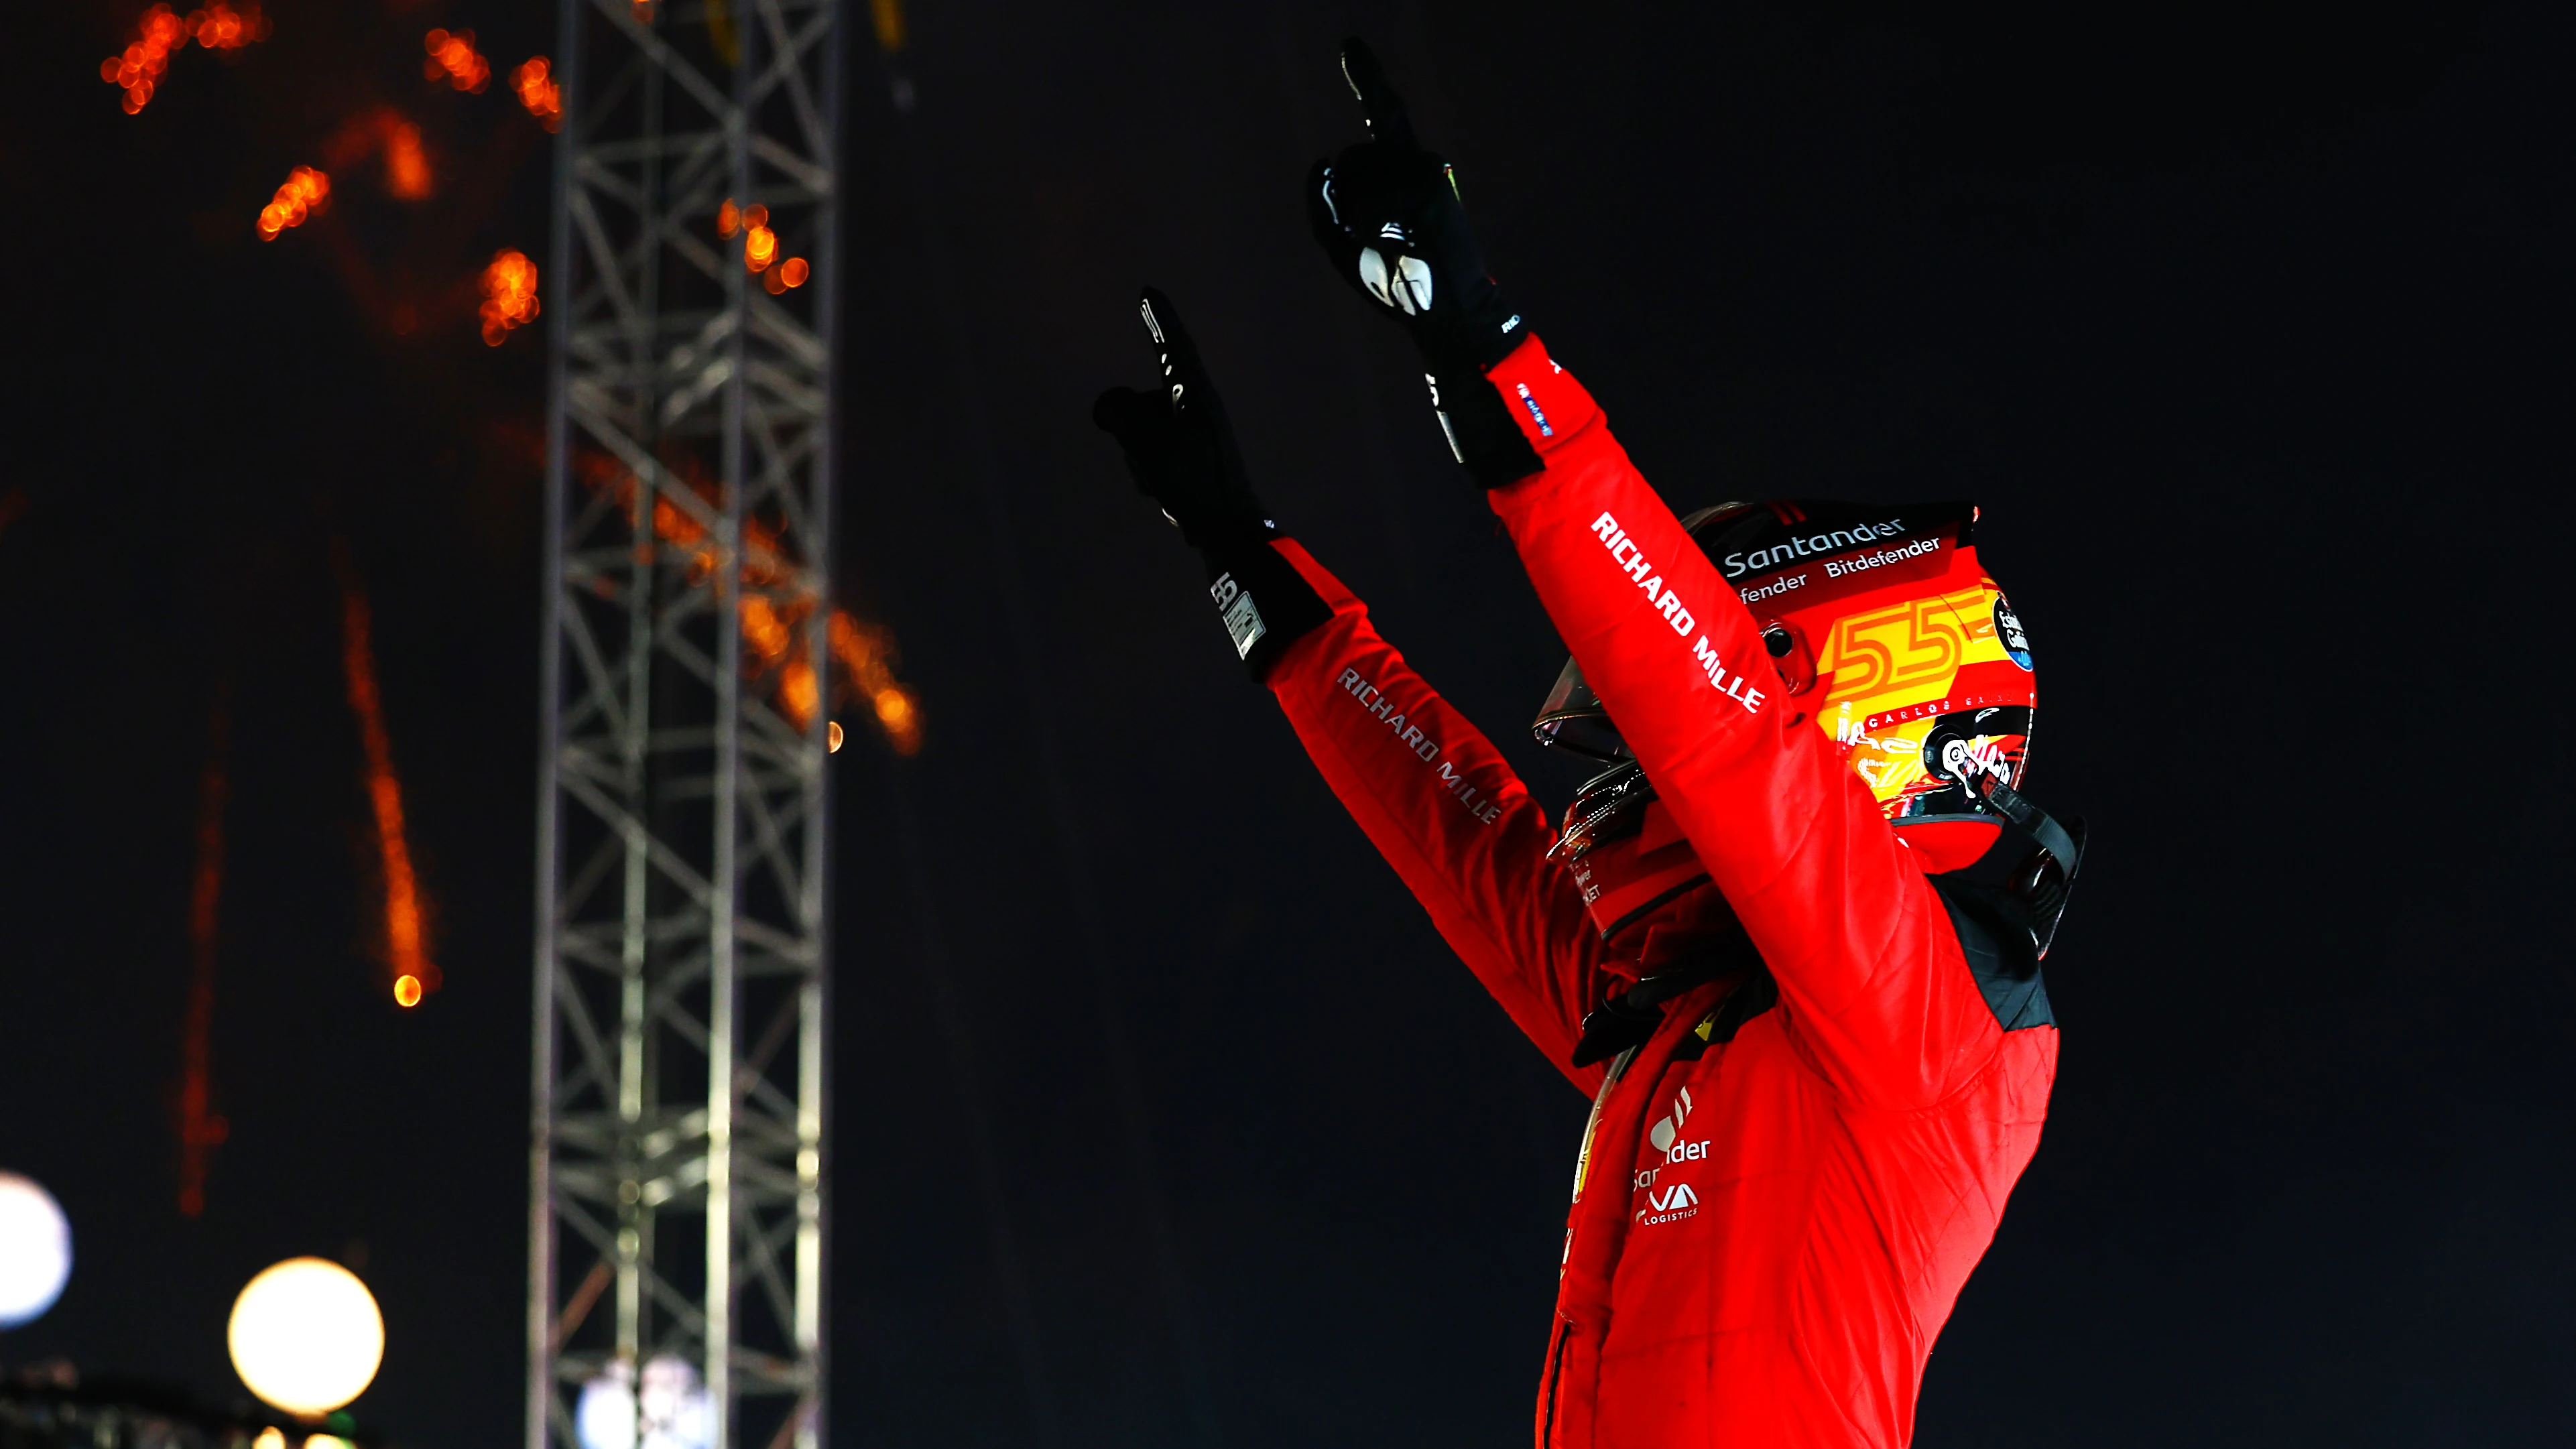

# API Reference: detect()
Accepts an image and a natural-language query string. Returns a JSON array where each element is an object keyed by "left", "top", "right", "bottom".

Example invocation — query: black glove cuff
[
  {"left": 1199, "top": 533, "right": 1334, "bottom": 682},
  {"left": 1422, "top": 344, "right": 1544, "bottom": 490},
  {"left": 1453, "top": 290, "right": 1532, "bottom": 373}
]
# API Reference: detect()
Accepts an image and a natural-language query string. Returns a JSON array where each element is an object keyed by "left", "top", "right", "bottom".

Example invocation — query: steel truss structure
[{"left": 530, "top": 3, "right": 841, "bottom": 1449}]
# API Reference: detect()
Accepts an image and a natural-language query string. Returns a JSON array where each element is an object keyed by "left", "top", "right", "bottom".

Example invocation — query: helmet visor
[{"left": 1530, "top": 656, "right": 1632, "bottom": 763}]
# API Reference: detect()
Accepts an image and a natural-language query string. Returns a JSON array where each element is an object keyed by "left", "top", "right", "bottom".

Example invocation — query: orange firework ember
[
  {"left": 100, "top": 3, "right": 269, "bottom": 113},
  {"left": 575, "top": 452, "right": 923, "bottom": 753},
  {"left": 188, "top": 3, "right": 265, "bottom": 49},
  {"left": 255, "top": 166, "right": 328, "bottom": 239},
  {"left": 512, "top": 56, "right": 562, "bottom": 131},
  {"left": 334, "top": 544, "right": 440, "bottom": 1007},
  {"left": 424, "top": 27, "right": 491, "bottom": 93},
  {"left": 178, "top": 684, "right": 233, "bottom": 1218},
  {"left": 721, "top": 200, "right": 807, "bottom": 292},
  {"left": 830, "top": 611, "right": 922, "bottom": 755},
  {"left": 101, "top": 5, "right": 185, "bottom": 113},
  {"left": 322, "top": 109, "right": 433, "bottom": 201},
  {"left": 383, "top": 120, "right": 432, "bottom": 199},
  {"left": 480, "top": 249, "right": 539, "bottom": 344},
  {"left": 762, "top": 255, "right": 810, "bottom": 295}
]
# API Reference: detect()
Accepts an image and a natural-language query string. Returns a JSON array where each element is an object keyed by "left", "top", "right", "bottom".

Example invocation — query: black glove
[
  {"left": 1094, "top": 288, "right": 1332, "bottom": 680},
  {"left": 1307, "top": 38, "right": 1542, "bottom": 488}
]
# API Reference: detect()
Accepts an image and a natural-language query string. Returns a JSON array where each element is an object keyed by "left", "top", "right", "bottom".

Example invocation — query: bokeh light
[
  {"left": 226, "top": 1257, "right": 385, "bottom": 1415},
  {"left": 256, "top": 166, "right": 329, "bottom": 241},
  {"left": 101, "top": 5, "right": 186, "bottom": 114},
  {"left": 422, "top": 29, "right": 490, "bottom": 93},
  {"left": 188, "top": 3, "right": 267, "bottom": 50},
  {"left": 637, "top": 1355, "right": 713, "bottom": 1449},
  {"left": 100, "top": 3, "right": 270, "bottom": 113},
  {"left": 574, "top": 1361, "right": 637, "bottom": 1449},
  {"left": 381, "top": 121, "right": 432, "bottom": 200},
  {"left": 0, "top": 1172, "right": 72, "bottom": 1328},
  {"left": 511, "top": 56, "right": 562, "bottom": 131},
  {"left": 479, "top": 249, "right": 540, "bottom": 345}
]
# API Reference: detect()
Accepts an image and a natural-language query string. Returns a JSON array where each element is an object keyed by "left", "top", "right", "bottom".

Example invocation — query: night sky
[{"left": 3, "top": 2, "right": 2572, "bottom": 1446}]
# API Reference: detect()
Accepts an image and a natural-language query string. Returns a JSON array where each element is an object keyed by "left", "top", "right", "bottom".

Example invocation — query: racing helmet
[{"left": 1539, "top": 500, "right": 2039, "bottom": 940}]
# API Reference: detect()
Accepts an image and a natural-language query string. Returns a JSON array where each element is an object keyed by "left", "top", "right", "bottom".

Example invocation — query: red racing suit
[{"left": 1258, "top": 338, "right": 2057, "bottom": 1448}]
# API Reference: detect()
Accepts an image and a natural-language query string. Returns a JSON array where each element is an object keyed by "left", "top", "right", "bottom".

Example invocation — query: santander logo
[{"left": 1634, "top": 1088, "right": 1707, "bottom": 1225}]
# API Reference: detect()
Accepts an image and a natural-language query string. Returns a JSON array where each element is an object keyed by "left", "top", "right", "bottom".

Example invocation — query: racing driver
[{"left": 1092, "top": 41, "right": 2084, "bottom": 1449}]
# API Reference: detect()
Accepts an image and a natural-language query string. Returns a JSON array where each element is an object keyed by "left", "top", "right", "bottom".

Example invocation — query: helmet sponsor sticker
[
  {"left": 1994, "top": 595, "right": 2032, "bottom": 670},
  {"left": 1681, "top": 501, "right": 2036, "bottom": 822},
  {"left": 1719, "top": 517, "right": 1913, "bottom": 579}
]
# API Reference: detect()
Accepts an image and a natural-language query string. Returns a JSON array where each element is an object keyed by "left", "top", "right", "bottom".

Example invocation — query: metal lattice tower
[{"left": 530, "top": 3, "right": 841, "bottom": 1449}]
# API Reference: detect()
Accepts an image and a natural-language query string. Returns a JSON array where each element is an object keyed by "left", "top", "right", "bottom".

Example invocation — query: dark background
[{"left": 3, "top": 1, "right": 2571, "bottom": 1446}]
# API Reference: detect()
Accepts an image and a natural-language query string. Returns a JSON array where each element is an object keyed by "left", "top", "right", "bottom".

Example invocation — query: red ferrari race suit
[{"left": 1257, "top": 337, "right": 2056, "bottom": 1449}]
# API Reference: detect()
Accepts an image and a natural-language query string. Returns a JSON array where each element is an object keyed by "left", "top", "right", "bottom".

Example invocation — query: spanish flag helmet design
[{"left": 1537, "top": 501, "right": 2037, "bottom": 940}]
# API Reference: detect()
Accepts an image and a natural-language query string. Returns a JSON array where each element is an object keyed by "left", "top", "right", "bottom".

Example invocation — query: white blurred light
[
  {"left": 0, "top": 1172, "right": 72, "bottom": 1328},
  {"left": 226, "top": 1258, "right": 385, "bottom": 1414},
  {"left": 574, "top": 1361, "right": 637, "bottom": 1449},
  {"left": 253, "top": 1429, "right": 287, "bottom": 1449},
  {"left": 638, "top": 1354, "right": 712, "bottom": 1449}
]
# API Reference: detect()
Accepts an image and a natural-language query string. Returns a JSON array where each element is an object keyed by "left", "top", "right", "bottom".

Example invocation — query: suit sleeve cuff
[
  {"left": 1201, "top": 534, "right": 1337, "bottom": 682},
  {"left": 1482, "top": 333, "right": 1605, "bottom": 458}
]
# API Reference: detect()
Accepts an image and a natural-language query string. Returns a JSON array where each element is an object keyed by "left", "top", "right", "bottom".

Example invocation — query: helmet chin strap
[
  {"left": 1975, "top": 775, "right": 2082, "bottom": 884},
  {"left": 1567, "top": 777, "right": 2090, "bottom": 1069},
  {"left": 1969, "top": 775, "right": 2087, "bottom": 963},
  {"left": 1569, "top": 891, "right": 1763, "bottom": 1068}
]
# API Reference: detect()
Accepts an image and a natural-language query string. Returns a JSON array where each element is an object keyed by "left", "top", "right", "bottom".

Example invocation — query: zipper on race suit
[
  {"left": 1540, "top": 1318, "right": 1572, "bottom": 1449},
  {"left": 1569, "top": 1044, "right": 1640, "bottom": 1210}
]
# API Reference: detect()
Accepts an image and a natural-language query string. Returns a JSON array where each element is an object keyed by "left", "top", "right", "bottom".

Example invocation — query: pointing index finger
[
  {"left": 1136, "top": 286, "right": 1211, "bottom": 416},
  {"left": 1337, "top": 37, "right": 1415, "bottom": 147}
]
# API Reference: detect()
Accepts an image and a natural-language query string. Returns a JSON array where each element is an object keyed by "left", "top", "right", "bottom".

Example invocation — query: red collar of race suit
[
  {"left": 1564, "top": 807, "right": 2003, "bottom": 949},
  {"left": 1552, "top": 755, "right": 2007, "bottom": 944},
  {"left": 1560, "top": 812, "right": 2035, "bottom": 1069}
]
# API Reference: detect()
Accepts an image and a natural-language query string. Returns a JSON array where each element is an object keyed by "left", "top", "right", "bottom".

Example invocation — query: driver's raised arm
[{"left": 1305, "top": 42, "right": 2006, "bottom": 1107}]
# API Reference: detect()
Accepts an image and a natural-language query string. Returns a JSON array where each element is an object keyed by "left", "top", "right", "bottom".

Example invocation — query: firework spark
[
  {"left": 101, "top": 4, "right": 269, "bottom": 114},
  {"left": 255, "top": 165, "right": 328, "bottom": 239},
  {"left": 424, "top": 27, "right": 491, "bottom": 93},
  {"left": 320, "top": 109, "right": 434, "bottom": 202},
  {"left": 333, "top": 543, "right": 438, "bottom": 1007},
  {"left": 188, "top": 3, "right": 265, "bottom": 50},
  {"left": 576, "top": 453, "right": 922, "bottom": 752},
  {"left": 383, "top": 121, "right": 432, "bottom": 199},
  {"left": 831, "top": 611, "right": 921, "bottom": 755},
  {"left": 178, "top": 682, "right": 233, "bottom": 1218},
  {"left": 720, "top": 200, "right": 810, "bottom": 294},
  {"left": 479, "top": 249, "right": 539, "bottom": 344},
  {"left": 511, "top": 56, "right": 562, "bottom": 131},
  {"left": 101, "top": 6, "right": 186, "bottom": 114}
]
